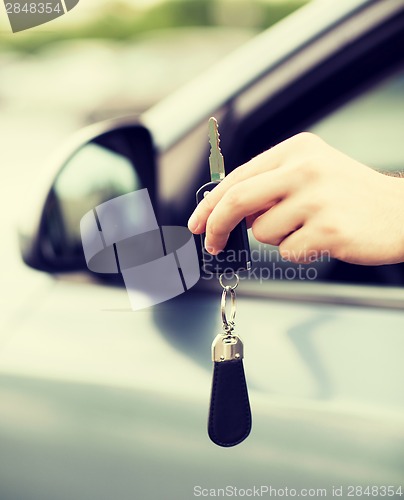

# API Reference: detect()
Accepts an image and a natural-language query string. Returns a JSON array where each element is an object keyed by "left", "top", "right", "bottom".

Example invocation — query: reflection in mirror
[{"left": 34, "top": 125, "right": 155, "bottom": 271}]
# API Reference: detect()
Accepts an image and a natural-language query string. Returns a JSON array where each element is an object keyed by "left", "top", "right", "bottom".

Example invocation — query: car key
[
  {"left": 196, "top": 117, "right": 251, "bottom": 275},
  {"left": 196, "top": 118, "right": 252, "bottom": 447}
]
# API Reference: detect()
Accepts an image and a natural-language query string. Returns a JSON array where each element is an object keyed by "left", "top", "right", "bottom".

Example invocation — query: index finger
[
  {"left": 205, "top": 168, "right": 294, "bottom": 253},
  {"left": 188, "top": 137, "right": 290, "bottom": 234}
]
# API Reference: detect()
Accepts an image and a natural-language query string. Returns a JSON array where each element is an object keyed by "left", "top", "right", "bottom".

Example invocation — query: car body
[{"left": 1, "top": 1, "right": 404, "bottom": 499}]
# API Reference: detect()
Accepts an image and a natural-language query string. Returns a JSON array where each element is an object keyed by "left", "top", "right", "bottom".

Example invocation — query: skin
[{"left": 188, "top": 132, "right": 404, "bottom": 265}]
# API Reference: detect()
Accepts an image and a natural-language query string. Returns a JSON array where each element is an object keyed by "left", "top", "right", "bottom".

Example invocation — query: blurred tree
[{"left": 0, "top": 0, "right": 308, "bottom": 54}]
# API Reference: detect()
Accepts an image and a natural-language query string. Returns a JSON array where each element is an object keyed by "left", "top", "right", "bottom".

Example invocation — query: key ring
[
  {"left": 221, "top": 285, "right": 236, "bottom": 331},
  {"left": 219, "top": 272, "right": 239, "bottom": 290}
]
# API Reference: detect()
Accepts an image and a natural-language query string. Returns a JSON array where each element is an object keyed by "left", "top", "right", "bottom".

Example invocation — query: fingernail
[
  {"left": 204, "top": 239, "right": 217, "bottom": 255},
  {"left": 188, "top": 213, "right": 199, "bottom": 232}
]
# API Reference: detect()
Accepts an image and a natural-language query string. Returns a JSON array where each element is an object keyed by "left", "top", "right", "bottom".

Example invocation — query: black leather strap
[{"left": 208, "top": 359, "right": 252, "bottom": 447}]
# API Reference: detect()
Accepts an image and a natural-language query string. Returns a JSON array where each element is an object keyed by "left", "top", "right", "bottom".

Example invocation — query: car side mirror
[{"left": 18, "top": 119, "right": 156, "bottom": 273}]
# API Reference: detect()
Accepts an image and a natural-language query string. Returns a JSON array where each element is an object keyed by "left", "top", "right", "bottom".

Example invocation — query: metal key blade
[{"left": 208, "top": 117, "right": 225, "bottom": 182}]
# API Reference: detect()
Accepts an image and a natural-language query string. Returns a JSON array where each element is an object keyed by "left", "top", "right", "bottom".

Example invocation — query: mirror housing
[{"left": 18, "top": 118, "right": 156, "bottom": 273}]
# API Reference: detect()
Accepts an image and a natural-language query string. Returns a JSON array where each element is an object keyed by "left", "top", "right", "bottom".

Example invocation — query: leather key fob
[{"left": 208, "top": 334, "right": 252, "bottom": 447}]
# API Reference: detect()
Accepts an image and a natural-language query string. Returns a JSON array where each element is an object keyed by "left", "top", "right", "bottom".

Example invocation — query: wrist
[{"left": 385, "top": 176, "right": 404, "bottom": 264}]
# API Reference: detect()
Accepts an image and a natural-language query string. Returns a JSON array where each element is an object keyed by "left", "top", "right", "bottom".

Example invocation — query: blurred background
[
  {"left": 0, "top": 0, "right": 307, "bottom": 322},
  {"left": 0, "top": 0, "right": 308, "bottom": 146}
]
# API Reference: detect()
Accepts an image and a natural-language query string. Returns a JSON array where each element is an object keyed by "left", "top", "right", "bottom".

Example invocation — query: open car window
[{"left": 309, "top": 66, "right": 404, "bottom": 174}]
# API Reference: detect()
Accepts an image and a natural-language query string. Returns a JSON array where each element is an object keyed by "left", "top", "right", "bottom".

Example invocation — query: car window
[
  {"left": 246, "top": 66, "right": 404, "bottom": 285},
  {"left": 309, "top": 67, "right": 404, "bottom": 173}
]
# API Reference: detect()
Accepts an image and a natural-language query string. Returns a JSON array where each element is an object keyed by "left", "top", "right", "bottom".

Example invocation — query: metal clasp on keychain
[{"left": 212, "top": 273, "right": 244, "bottom": 362}]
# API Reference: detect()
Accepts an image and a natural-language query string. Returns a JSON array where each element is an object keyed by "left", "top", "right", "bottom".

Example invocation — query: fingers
[
  {"left": 187, "top": 132, "right": 328, "bottom": 256},
  {"left": 251, "top": 198, "right": 306, "bottom": 246},
  {"left": 188, "top": 136, "right": 296, "bottom": 234},
  {"left": 204, "top": 169, "right": 294, "bottom": 253},
  {"left": 246, "top": 210, "right": 268, "bottom": 229},
  {"left": 278, "top": 228, "right": 314, "bottom": 263},
  {"left": 278, "top": 221, "right": 335, "bottom": 263}
]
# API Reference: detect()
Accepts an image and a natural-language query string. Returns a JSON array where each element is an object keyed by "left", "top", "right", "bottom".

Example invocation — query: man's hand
[{"left": 188, "top": 132, "right": 404, "bottom": 265}]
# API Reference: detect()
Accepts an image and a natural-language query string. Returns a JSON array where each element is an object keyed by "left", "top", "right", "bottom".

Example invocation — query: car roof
[{"left": 142, "top": 0, "right": 400, "bottom": 151}]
